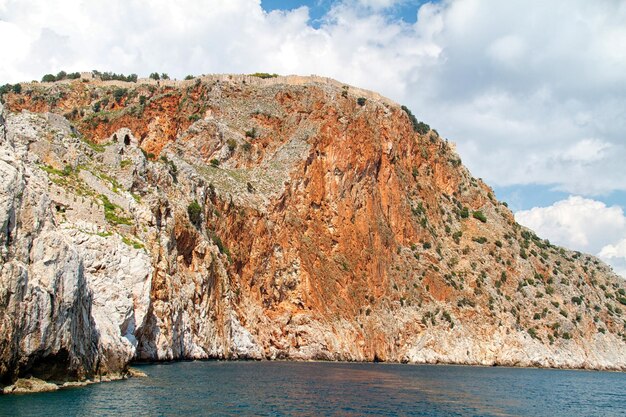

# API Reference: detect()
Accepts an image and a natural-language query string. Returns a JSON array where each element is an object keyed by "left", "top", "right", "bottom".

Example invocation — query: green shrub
[
  {"left": 460, "top": 207, "right": 469, "bottom": 218},
  {"left": 418, "top": 123, "right": 431, "bottom": 136},
  {"left": 210, "top": 158, "right": 220, "bottom": 167},
  {"left": 42, "top": 74, "right": 57, "bottom": 82},
  {"left": 12, "top": 83, "right": 22, "bottom": 93},
  {"left": 472, "top": 210, "right": 487, "bottom": 223},
  {"left": 227, "top": 138, "right": 237, "bottom": 152},
  {"left": 472, "top": 236, "right": 487, "bottom": 244},
  {"left": 113, "top": 88, "right": 127, "bottom": 103},
  {"left": 449, "top": 157, "right": 462, "bottom": 167},
  {"left": 93, "top": 71, "right": 137, "bottom": 82},
  {"left": 149, "top": 72, "right": 160, "bottom": 80},
  {"left": 161, "top": 73, "right": 170, "bottom": 80},
  {"left": 422, "top": 242, "right": 432, "bottom": 249},
  {"left": 187, "top": 201, "right": 202, "bottom": 225},
  {"left": 357, "top": 97, "right": 366, "bottom": 106},
  {"left": 184, "top": 75, "right": 195, "bottom": 80},
  {"left": 456, "top": 297, "right": 475, "bottom": 308},
  {"left": 245, "top": 127, "right": 257, "bottom": 138},
  {"left": 140, "top": 148, "right": 155, "bottom": 159},
  {"left": 208, "top": 230, "right": 229, "bottom": 256},
  {"left": 401, "top": 105, "right": 430, "bottom": 134},
  {"left": 411, "top": 201, "right": 425, "bottom": 216},
  {"left": 250, "top": 72, "right": 278, "bottom": 79},
  {"left": 0, "top": 84, "right": 11, "bottom": 96}
]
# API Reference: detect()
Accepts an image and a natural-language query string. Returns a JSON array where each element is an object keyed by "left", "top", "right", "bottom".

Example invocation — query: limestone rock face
[
  {"left": 0, "top": 109, "right": 152, "bottom": 384},
  {"left": 1, "top": 74, "right": 625, "bottom": 386}
]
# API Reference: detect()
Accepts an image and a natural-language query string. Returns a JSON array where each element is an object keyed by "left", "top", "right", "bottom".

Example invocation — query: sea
[{"left": 1, "top": 361, "right": 625, "bottom": 416}]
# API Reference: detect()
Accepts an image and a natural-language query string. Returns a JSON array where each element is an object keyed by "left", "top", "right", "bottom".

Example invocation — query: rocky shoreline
[
  {"left": 3, "top": 357, "right": 623, "bottom": 395},
  {"left": 1, "top": 368, "right": 147, "bottom": 395}
]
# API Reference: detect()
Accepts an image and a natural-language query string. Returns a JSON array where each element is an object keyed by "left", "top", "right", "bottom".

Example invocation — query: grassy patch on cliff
[
  {"left": 100, "top": 194, "right": 132, "bottom": 225},
  {"left": 122, "top": 235, "right": 144, "bottom": 249},
  {"left": 40, "top": 164, "right": 96, "bottom": 198},
  {"left": 41, "top": 164, "right": 73, "bottom": 177},
  {"left": 94, "top": 171, "right": 123, "bottom": 193}
]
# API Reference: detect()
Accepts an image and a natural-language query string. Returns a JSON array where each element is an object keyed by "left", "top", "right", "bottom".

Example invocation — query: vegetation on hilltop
[
  {"left": 401, "top": 105, "right": 431, "bottom": 135},
  {"left": 250, "top": 72, "right": 279, "bottom": 79}
]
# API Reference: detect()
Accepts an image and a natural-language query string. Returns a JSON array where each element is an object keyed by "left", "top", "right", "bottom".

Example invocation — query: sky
[{"left": 1, "top": 0, "right": 625, "bottom": 276}]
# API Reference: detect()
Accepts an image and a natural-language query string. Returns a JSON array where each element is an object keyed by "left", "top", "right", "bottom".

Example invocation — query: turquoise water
[{"left": 1, "top": 361, "right": 625, "bottom": 416}]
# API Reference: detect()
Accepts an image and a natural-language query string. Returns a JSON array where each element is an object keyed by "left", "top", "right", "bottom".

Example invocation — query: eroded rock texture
[{"left": 1, "top": 74, "right": 625, "bottom": 386}]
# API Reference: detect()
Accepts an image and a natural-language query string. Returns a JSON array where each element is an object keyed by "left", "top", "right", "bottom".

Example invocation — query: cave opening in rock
[
  {"left": 20, "top": 349, "right": 77, "bottom": 382},
  {"left": 124, "top": 134, "right": 131, "bottom": 146},
  {"left": 175, "top": 225, "right": 198, "bottom": 266}
]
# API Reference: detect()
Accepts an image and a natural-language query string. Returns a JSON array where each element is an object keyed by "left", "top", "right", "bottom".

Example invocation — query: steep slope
[{"left": 1, "top": 74, "right": 625, "bottom": 388}]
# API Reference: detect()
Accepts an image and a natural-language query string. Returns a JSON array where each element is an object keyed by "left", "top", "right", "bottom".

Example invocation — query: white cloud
[
  {"left": 599, "top": 239, "right": 626, "bottom": 277},
  {"left": 487, "top": 35, "right": 527, "bottom": 67},
  {"left": 562, "top": 138, "right": 612, "bottom": 163},
  {"left": 355, "top": 0, "right": 403, "bottom": 10},
  {"left": 599, "top": 239, "right": 626, "bottom": 260},
  {"left": 0, "top": 0, "right": 625, "bottom": 197},
  {"left": 516, "top": 196, "right": 626, "bottom": 277},
  {"left": 404, "top": 1, "right": 626, "bottom": 196}
]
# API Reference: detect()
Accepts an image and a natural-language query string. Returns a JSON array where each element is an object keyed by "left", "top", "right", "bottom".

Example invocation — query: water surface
[{"left": 1, "top": 361, "right": 625, "bottom": 416}]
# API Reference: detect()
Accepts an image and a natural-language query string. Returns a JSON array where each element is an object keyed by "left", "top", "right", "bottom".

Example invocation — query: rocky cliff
[{"left": 1, "top": 73, "right": 625, "bottom": 388}]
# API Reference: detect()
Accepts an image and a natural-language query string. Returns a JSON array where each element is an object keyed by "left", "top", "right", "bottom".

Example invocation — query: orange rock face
[{"left": 3, "top": 74, "right": 626, "bottom": 370}]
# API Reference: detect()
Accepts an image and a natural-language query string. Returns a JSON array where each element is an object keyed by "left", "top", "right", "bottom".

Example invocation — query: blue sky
[
  {"left": 262, "top": 0, "right": 625, "bottom": 212},
  {"left": 261, "top": 0, "right": 426, "bottom": 26},
  {"left": 494, "top": 186, "right": 626, "bottom": 213},
  {"left": 1, "top": 0, "right": 625, "bottom": 275}
]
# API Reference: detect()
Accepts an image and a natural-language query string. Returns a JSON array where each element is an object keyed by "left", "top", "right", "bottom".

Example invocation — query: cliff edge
[{"left": 1, "top": 74, "right": 625, "bottom": 389}]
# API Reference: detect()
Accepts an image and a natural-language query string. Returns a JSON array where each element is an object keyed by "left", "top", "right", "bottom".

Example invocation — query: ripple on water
[{"left": 1, "top": 362, "right": 625, "bottom": 417}]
